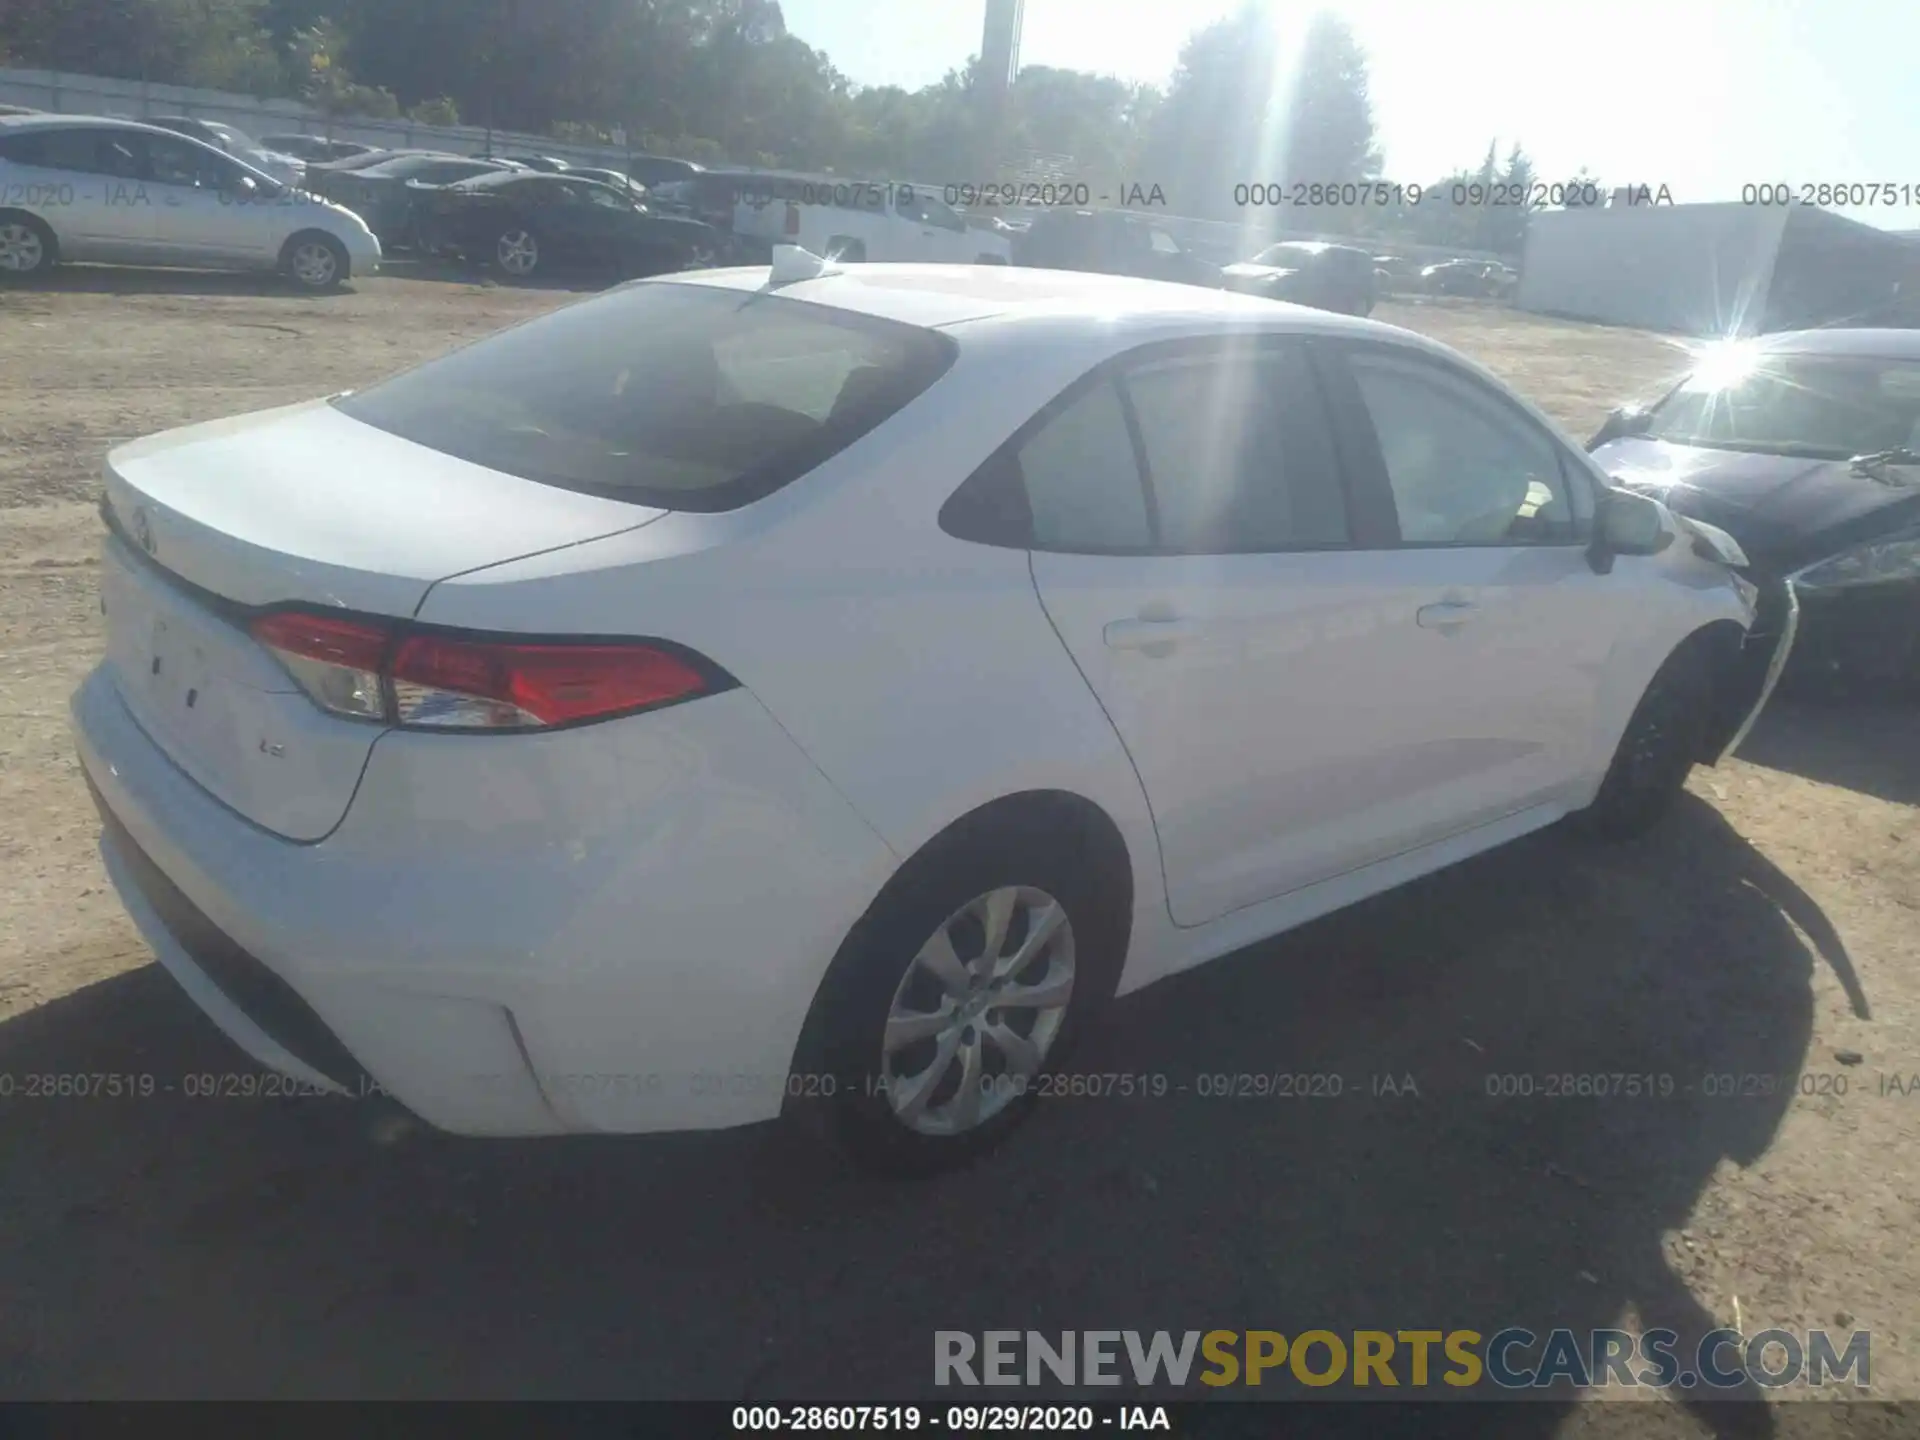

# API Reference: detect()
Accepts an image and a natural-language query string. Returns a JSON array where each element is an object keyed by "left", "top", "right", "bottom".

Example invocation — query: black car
[
  {"left": 623, "top": 154, "right": 705, "bottom": 188},
  {"left": 259, "top": 134, "right": 375, "bottom": 164},
  {"left": 1590, "top": 328, "right": 1920, "bottom": 700},
  {"left": 493, "top": 153, "right": 571, "bottom": 173},
  {"left": 1218, "top": 241, "right": 1376, "bottom": 316},
  {"left": 1011, "top": 208, "right": 1219, "bottom": 288},
  {"left": 306, "top": 153, "right": 518, "bottom": 248},
  {"left": 417, "top": 171, "right": 720, "bottom": 280},
  {"left": 572, "top": 166, "right": 648, "bottom": 199},
  {"left": 1421, "top": 259, "right": 1516, "bottom": 298}
]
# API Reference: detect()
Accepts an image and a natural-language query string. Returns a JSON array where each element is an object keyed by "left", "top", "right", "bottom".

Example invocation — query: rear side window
[
  {"left": 1, "top": 127, "right": 141, "bottom": 177},
  {"left": 334, "top": 283, "right": 956, "bottom": 512},
  {"left": 1018, "top": 381, "right": 1152, "bottom": 550},
  {"left": 1121, "top": 347, "right": 1350, "bottom": 552}
]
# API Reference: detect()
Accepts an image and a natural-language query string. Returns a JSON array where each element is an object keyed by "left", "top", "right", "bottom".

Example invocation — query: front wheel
[
  {"left": 1572, "top": 643, "right": 1714, "bottom": 840},
  {"left": 494, "top": 227, "right": 542, "bottom": 279},
  {"left": 281, "top": 232, "right": 348, "bottom": 291}
]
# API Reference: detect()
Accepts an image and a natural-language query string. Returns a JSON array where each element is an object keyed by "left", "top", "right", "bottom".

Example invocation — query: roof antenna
[{"left": 767, "top": 244, "right": 841, "bottom": 286}]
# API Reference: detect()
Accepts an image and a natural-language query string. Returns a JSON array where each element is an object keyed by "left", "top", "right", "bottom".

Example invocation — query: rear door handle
[
  {"left": 1104, "top": 617, "right": 1201, "bottom": 653},
  {"left": 1416, "top": 600, "right": 1479, "bottom": 632}
]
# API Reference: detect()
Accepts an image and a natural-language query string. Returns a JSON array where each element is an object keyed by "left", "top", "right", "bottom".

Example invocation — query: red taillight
[
  {"left": 390, "top": 633, "right": 709, "bottom": 729},
  {"left": 783, "top": 201, "right": 800, "bottom": 236},
  {"left": 249, "top": 611, "right": 719, "bottom": 731}
]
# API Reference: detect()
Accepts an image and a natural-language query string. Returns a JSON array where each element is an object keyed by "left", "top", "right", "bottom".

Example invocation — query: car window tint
[
  {"left": 583, "top": 185, "right": 629, "bottom": 210},
  {"left": 1014, "top": 380, "right": 1151, "bottom": 550},
  {"left": 1348, "top": 350, "right": 1580, "bottom": 546},
  {"left": 1122, "top": 350, "right": 1350, "bottom": 552},
  {"left": 6, "top": 127, "right": 141, "bottom": 177},
  {"left": 144, "top": 135, "right": 233, "bottom": 188},
  {"left": 334, "top": 283, "right": 955, "bottom": 512}
]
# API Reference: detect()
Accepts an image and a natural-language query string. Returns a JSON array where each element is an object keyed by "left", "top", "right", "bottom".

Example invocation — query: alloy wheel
[
  {"left": 0, "top": 223, "right": 46, "bottom": 273},
  {"left": 497, "top": 230, "right": 539, "bottom": 276},
  {"left": 880, "top": 885, "right": 1075, "bottom": 1137},
  {"left": 290, "top": 241, "right": 338, "bottom": 288}
]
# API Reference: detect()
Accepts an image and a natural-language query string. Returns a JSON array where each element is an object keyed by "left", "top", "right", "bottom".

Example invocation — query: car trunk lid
[{"left": 100, "top": 399, "right": 662, "bottom": 839}]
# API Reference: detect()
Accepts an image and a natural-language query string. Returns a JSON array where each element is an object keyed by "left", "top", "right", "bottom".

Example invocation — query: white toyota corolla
[{"left": 73, "top": 250, "right": 1764, "bottom": 1173}]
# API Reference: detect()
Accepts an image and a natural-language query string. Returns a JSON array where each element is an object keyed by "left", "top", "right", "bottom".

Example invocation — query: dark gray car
[{"left": 1590, "top": 328, "right": 1920, "bottom": 703}]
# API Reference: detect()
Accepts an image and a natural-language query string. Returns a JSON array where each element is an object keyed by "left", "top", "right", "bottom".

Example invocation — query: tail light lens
[
  {"left": 249, "top": 611, "right": 724, "bottom": 731},
  {"left": 784, "top": 201, "right": 800, "bottom": 236}
]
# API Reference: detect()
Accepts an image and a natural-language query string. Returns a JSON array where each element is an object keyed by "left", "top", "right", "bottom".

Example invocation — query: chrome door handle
[
  {"left": 1104, "top": 617, "right": 1201, "bottom": 653},
  {"left": 1416, "top": 600, "right": 1478, "bottom": 632}
]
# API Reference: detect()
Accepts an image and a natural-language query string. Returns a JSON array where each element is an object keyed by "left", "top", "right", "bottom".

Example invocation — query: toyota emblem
[{"left": 132, "top": 507, "right": 155, "bottom": 555}]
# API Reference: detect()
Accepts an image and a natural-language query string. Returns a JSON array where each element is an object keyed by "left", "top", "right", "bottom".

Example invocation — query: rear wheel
[
  {"left": 0, "top": 212, "right": 57, "bottom": 280},
  {"left": 1573, "top": 642, "right": 1715, "bottom": 840},
  {"left": 793, "top": 813, "right": 1127, "bottom": 1176}
]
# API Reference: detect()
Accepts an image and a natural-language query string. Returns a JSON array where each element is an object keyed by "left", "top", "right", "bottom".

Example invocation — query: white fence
[{"left": 0, "top": 65, "right": 642, "bottom": 169}]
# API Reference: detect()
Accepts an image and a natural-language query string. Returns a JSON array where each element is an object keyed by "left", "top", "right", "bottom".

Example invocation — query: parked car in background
[
  {"left": 492, "top": 153, "right": 571, "bottom": 173},
  {"left": 1591, "top": 328, "right": 1920, "bottom": 701},
  {"left": 729, "top": 172, "right": 1011, "bottom": 264},
  {"left": 1011, "top": 208, "right": 1217, "bottom": 287},
  {"left": 0, "top": 115, "right": 378, "bottom": 290},
  {"left": 259, "top": 134, "right": 377, "bottom": 164},
  {"left": 306, "top": 147, "right": 439, "bottom": 174},
  {"left": 72, "top": 259, "right": 1760, "bottom": 1176},
  {"left": 1372, "top": 253, "right": 1422, "bottom": 294},
  {"left": 1421, "top": 259, "right": 1517, "bottom": 299},
  {"left": 1218, "top": 240, "right": 1376, "bottom": 316},
  {"left": 145, "top": 115, "right": 305, "bottom": 187},
  {"left": 307, "top": 153, "right": 520, "bottom": 249},
  {"left": 416, "top": 171, "right": 718, "bottom": 279},
  {"left": 623, "top": 154, "right": 705, "bottom": 189},
  {"left": 571, "top": 167, "right": 648, "bottom": 200}
]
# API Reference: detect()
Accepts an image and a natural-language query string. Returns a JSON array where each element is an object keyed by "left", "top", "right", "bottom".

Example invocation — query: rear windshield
[{"left": 334, "top": 281, "right": 957, "bottom": 511}]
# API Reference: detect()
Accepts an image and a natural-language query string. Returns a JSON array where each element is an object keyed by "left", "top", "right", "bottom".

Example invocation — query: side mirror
[
  {"left": 1588, "top": 488, "right": 1672, "bottom": 573},
  {"left": 1586, "top": 404, "right": 1652, "bottom": 451}
]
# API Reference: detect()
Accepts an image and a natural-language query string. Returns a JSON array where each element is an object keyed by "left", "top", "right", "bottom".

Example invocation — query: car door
[
  {"left": 0, "top": 125, "right": 151, "bottom": 259},
  {"left": 1310, "top": 339, "right": 1625, "bottom": 839},
  {"left": 1022, "top": 337, "right": 1456, "bottom": 926},
  {"left": 524, "top": 178, "right": 602, "bottom": 263},
  {"left": 898, "top": 189, "right": 974, "bottom": 261},
  {"left": 139, "top": 133, "right": 274, "bottom": 263}
]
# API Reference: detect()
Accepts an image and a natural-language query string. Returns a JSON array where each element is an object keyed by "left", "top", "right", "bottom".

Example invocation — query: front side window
[
  {"left": 334, "top": 283, "right": 955, "bottom": 511},
  {"left": 144, "top": 135, "right": 235, "bottom": 189},
  {"left": 1347, "top": 349, "right": 1582, "bottom": 546}
]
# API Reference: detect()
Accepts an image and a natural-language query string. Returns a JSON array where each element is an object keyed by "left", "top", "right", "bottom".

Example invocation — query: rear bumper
[{"left": 71, "top": 664, "right": 897, "bottom": 1137}]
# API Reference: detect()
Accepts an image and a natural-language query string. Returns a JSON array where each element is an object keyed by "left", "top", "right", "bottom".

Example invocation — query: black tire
[
  {"left": 791, "top": 805, "right": 1129, "bottom": 1177},
  {"left": 0, "top": 210, "right": 58, "bottom": 281},
  {"left": 828, "top": 236, "right": 866, "bottom": 263},
  {"left": 1572, "top": 641, "right": 1715, "bottom": 840},
  {"left": 279, "top": 231, "right": 349, "bottom": 291}
]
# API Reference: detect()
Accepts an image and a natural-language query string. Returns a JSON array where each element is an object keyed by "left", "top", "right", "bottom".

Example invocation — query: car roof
[
  {"left": 655, "top": 263, "right": 1416, "bottom": 337},
  {"left": 1755, "top": 328, "right": 1920, "bottom": 359},
  {"left": 0, "top": 113, "right": 228, "bottom": 144}
]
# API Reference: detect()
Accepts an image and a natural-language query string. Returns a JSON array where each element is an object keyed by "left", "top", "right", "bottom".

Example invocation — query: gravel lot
[{"left": 1, "top": 266, "right": 1915, "bottom": 1426}]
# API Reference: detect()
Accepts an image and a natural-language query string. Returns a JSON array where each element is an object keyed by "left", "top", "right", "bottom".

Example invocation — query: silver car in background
[{"left": 0, "top": 115, "right": 381, "bottom": 290}]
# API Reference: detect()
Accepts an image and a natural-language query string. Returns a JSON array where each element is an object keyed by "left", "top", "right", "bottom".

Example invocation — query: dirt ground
[{"left": 0, "top": 269, "right": 1916, "bottom": 1425}]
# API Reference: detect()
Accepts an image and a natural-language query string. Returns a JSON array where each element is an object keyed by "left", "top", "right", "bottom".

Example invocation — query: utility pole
[{"left": 975, "top": 0, "right": 1023, "bottom": 180}]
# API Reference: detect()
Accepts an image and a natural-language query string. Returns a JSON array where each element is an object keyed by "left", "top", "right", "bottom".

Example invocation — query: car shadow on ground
[
  {"left": 18, "top": 265, "right": 351, "bottom": 299},
  {"left": 375, "top": 255, "right": 626, "bottom": 294},
  {"left": 1736, "top": 697, "right": 1920, "bottom": 808},
  {"left": 0, "top": 796, "right": 1841, "bottom": 1436}
]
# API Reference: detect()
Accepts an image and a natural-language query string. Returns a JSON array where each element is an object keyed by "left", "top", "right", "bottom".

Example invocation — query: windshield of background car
[
  {"left": 333, "top": 283, "right": 957, "bottom": 512},
  {"left": 1646, "top": 352, "right": 1920, "bottom": 458}
]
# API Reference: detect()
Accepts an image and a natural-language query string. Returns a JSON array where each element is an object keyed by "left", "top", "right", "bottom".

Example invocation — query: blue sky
[{"left": 778, "top": 0, "right": 1920, "bottom": 231}]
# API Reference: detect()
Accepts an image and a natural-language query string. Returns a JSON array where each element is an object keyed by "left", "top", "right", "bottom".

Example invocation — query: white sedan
[{"left": 73, "top": 251, "right": 1762, "bottom": 1174}]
